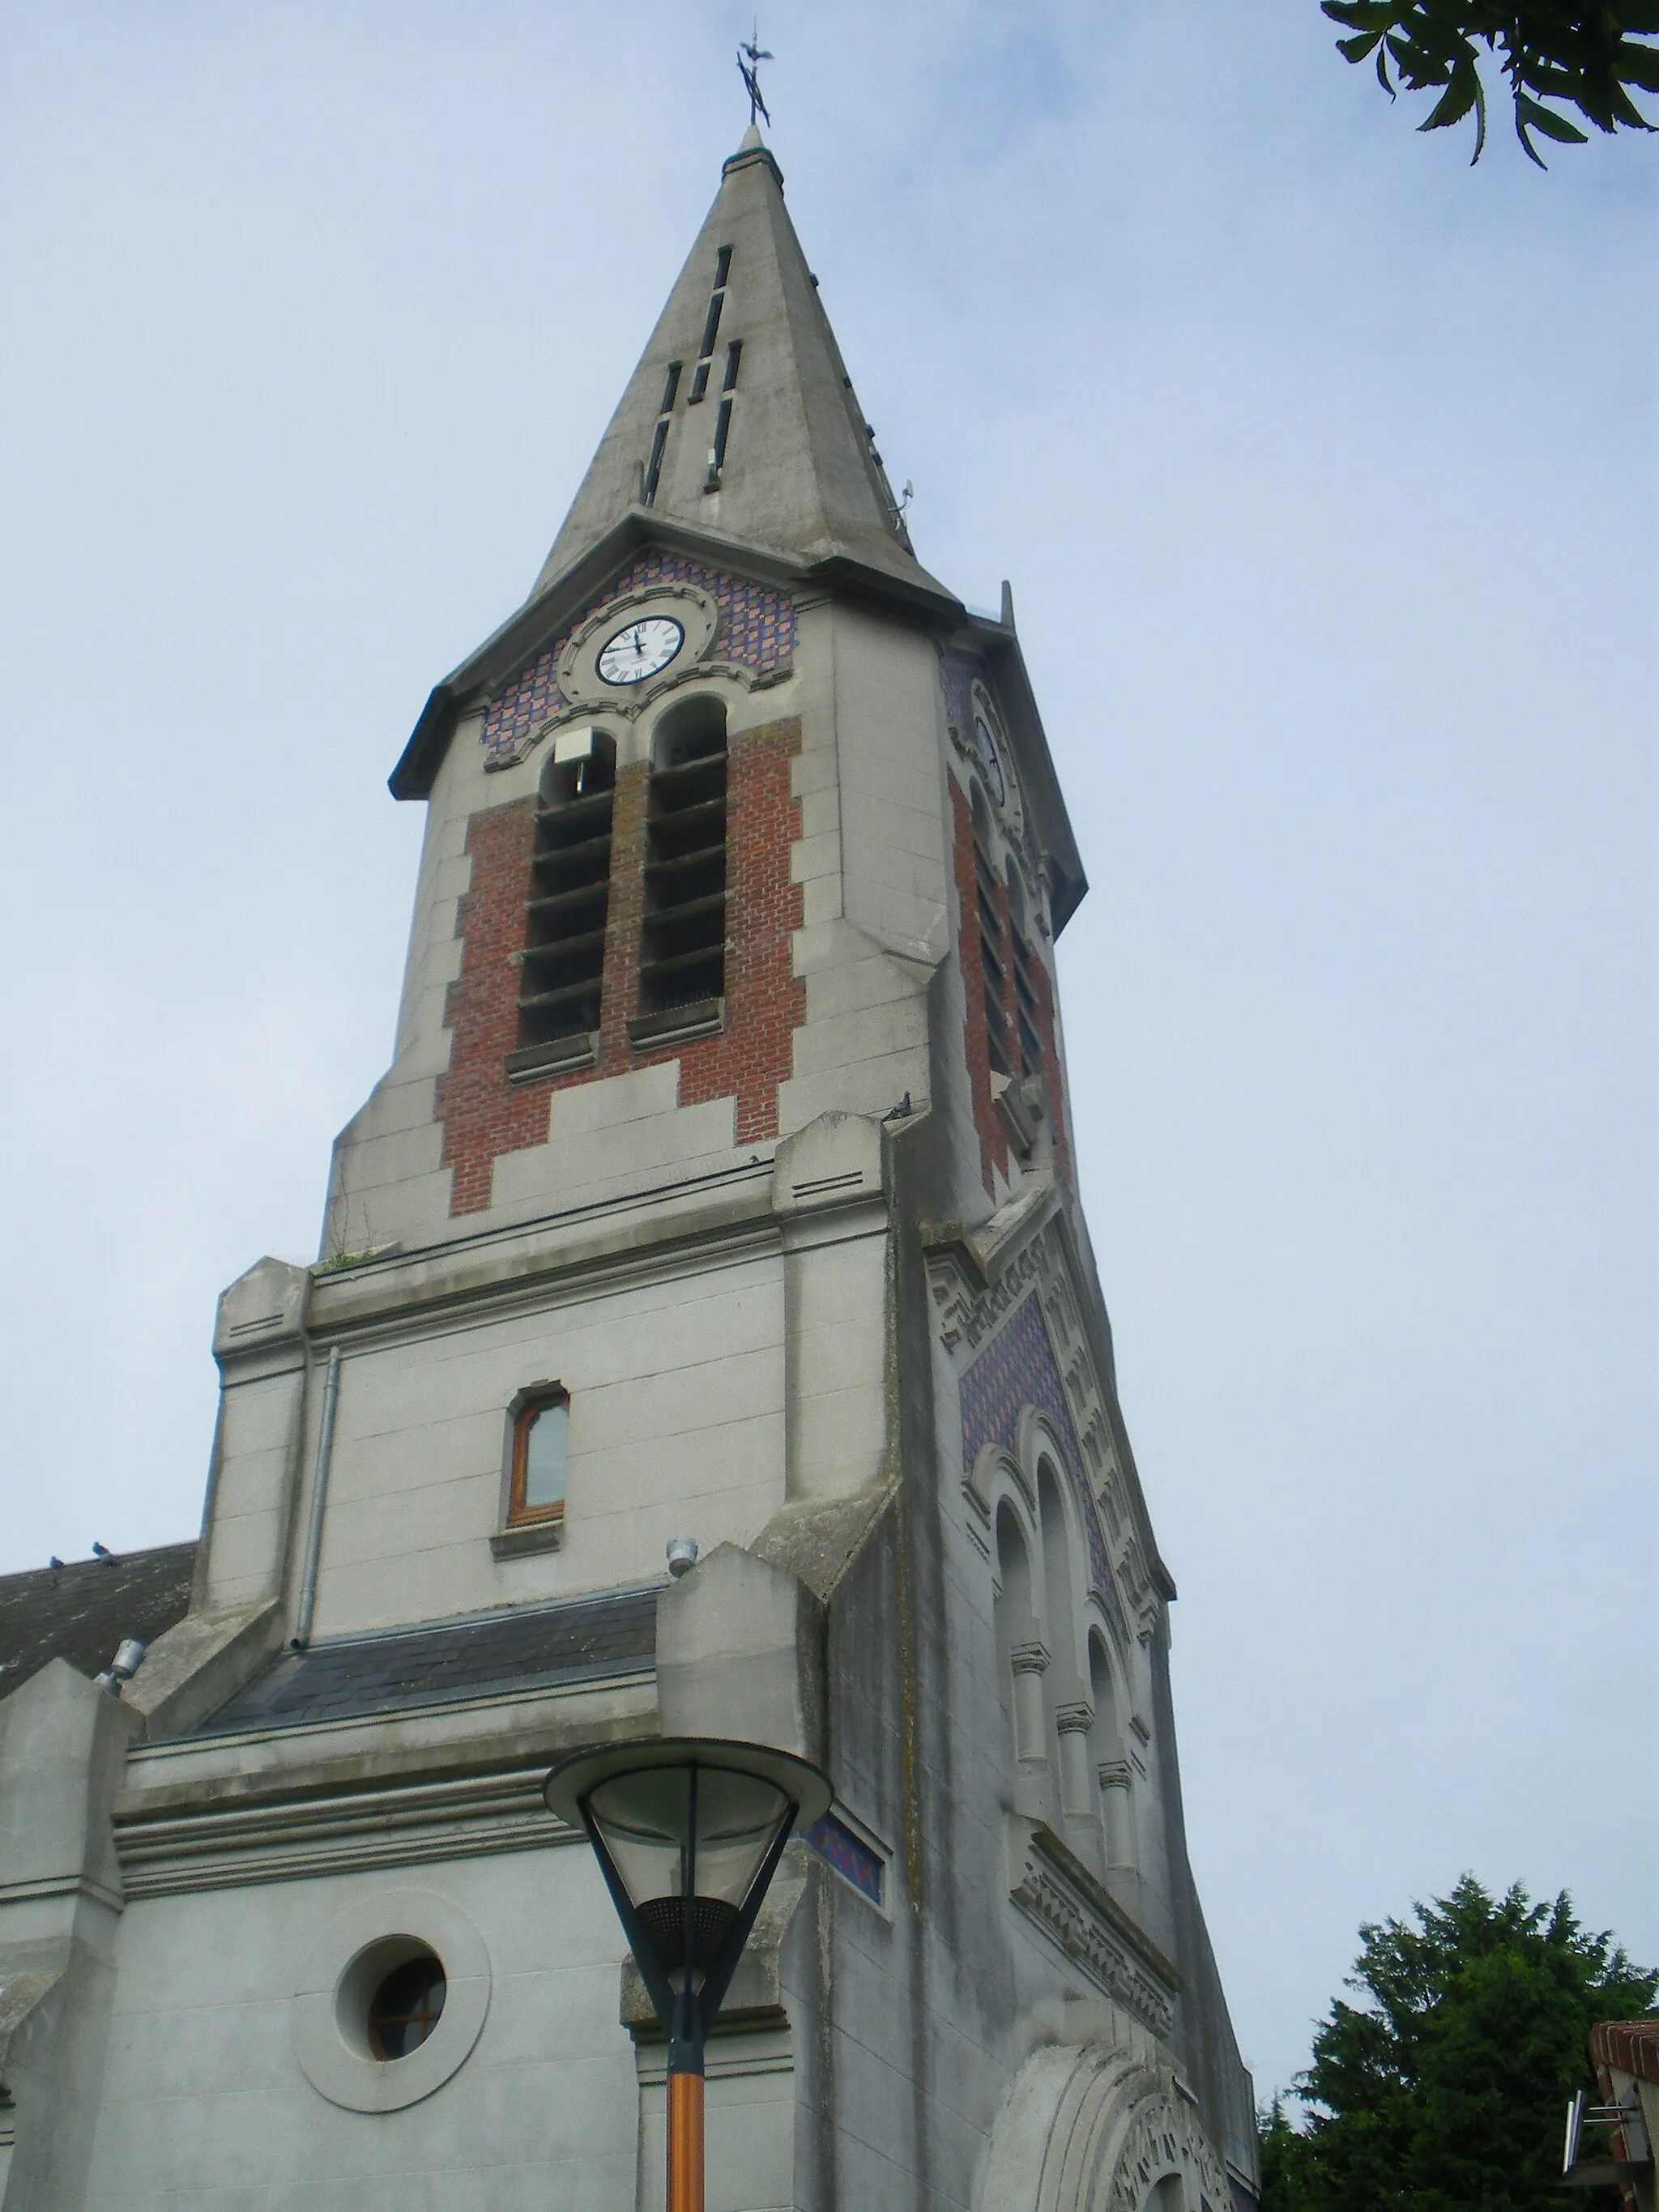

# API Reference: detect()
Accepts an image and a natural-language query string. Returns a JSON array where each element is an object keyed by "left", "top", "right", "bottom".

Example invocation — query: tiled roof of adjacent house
[
  {"left": 1590, "top": 2020, "right": 1659, "bottom": 2089},
  {"left": 192, "top": 1583, "right": 659, "bottom": 1736},
  {"left": 0, "top": 1542, "right": 198, "bottom": 1702}
]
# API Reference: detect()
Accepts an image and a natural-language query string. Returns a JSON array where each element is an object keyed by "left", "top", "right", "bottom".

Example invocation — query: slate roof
[
  {"left": 194, "top": 1583, "right": 659, "bottom": 1736},
  {"left": 0, "top": 1542, "right": 198, "bottom": 1702}
]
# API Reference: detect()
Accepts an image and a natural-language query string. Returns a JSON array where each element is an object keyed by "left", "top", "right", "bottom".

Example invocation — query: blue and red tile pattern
[
  {"left": 940, "top": 647, "right": 982, "bottom": 744},
  {"left": 960, "top": 1291, "right": 1121, "bottom": 1625},
  {"left": 801, "top": 1811, "right": 884, "bottom": 1905},
  {"left": 481, "top": 551, "right": 795, "bottom": 766}
]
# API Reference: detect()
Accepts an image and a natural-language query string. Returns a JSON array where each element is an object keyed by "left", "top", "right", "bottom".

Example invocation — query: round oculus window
[
  {"left": 367, "top": 1950, "right": 446, "bottom": 2060},
  {"left": 596, "top": 616, "right": 684, "bottom": 686}
]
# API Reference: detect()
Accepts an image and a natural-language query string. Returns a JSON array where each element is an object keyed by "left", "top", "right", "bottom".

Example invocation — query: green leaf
[
  {"left": 1322, "top": 0, "right": 1401, "bottom": 27},
  {"left": 1606, "top": 79, "right": 1657, "bottom": 126},
  {"left": 1418, "top": 57, "right": 1480, "bottom": 125},
  {"left": 1617, "top": 45, "right": 1659, "bottom": 90},
  {"left": 1519, "top": 92, "right": 1590, "bottom": 139},
  {"left": 1337, "top": 28, "right": 1384, "bottom": 59}
]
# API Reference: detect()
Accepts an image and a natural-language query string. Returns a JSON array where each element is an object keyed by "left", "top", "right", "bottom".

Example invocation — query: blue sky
[{"left": 2, "top": 0, "right": 1653, "bottom": 2108}]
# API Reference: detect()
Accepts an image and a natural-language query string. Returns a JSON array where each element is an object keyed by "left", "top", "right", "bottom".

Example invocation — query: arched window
[
  {"left": 1090, "top": 1632, "right": 1137, "bottom": 1905},
  {"left": 508, "top": 1389, "right": 568, "bottom": 1527},
  {"left": 633, "top": 696, "right": 728, "bottom": 1038},
  {"left": 995, "top": 1500, "right": 1052, "bottom": 1823},
  {"left": 515, "top": 728, "right": 616, "bottom": 1067},
  {"left": 1039, "top": 1463, "right": 1098, "bottom": 1869}
]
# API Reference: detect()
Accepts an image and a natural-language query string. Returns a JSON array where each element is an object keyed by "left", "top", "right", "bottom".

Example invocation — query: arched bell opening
[
  {"left": 639, "top": 695, "right": 729, "bottom": 1019},
  {"left": 518, "top": 727, "right": 619, "bottom": 1052}
]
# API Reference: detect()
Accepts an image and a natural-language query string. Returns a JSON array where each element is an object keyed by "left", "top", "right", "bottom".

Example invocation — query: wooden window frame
[{"left": 507, "top": 1386, "right": 569, "bottom": 1529}]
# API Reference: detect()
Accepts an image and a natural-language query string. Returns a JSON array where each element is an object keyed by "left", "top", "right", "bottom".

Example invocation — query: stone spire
[{"left": 531, "top": 130, "right": 945, "bottom": 601}]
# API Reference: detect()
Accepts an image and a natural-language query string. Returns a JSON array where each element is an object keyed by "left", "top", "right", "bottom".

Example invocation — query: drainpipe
[{"left": 292, "top": 1345, "right": 342, "bottom": 1649}]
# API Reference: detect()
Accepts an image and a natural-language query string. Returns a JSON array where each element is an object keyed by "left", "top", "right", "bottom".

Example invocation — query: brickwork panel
[
  {"left": 949, "top": 774, "right": 1073, "bottom": 1196},
  {"left": 1023, "top": 940, "right": 1074, "bottom": 1191},
  {"left": 437, "top": 718, "right": 805, "bottom": 1215}
]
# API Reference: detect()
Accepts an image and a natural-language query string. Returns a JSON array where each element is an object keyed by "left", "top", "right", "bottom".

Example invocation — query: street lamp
[{"left": 544, "top": 1736, "right": 832, "bottom": 2212}]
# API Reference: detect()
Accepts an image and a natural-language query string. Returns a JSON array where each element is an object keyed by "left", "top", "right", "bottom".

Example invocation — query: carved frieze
[{"left": 1009, "top": 1821, "right": 1178, "bottom": 2042}]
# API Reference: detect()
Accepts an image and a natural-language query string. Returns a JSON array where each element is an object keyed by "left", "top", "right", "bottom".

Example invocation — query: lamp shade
[{"left": 544, "top": 1738, "right": 833, "bottom": 1990}]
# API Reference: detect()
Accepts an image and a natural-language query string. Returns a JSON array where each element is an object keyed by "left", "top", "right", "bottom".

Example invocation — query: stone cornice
[
  {"left": 114, "top": 1759, "right": 582, "bottom": 1899},
  {"left": 119, "top": 1670, "right": 656, "bottom": 1819},
  {"left": 211, "top": 1159, "right": 790, "bottom": 1370}
]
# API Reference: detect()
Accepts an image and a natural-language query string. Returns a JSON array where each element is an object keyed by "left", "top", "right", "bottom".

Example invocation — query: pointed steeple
[{"left": 531, "top": 131, "right": 945, "bottom": 601}]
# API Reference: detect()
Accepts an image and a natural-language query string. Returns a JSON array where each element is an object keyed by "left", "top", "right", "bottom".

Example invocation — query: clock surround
[{"left": 555, "top": 583, "right": 722, "bottom": 714}]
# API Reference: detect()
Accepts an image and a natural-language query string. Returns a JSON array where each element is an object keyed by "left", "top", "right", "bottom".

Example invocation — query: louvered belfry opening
[
  {"left": 1007, "top": 865, "right": 1043, "bottom": 1080},
  {"left": 637, "top": 697, "right": 728, "bottom": 1027},
  {"left": 515, "top": 730, "right": 618, "bottom": 1062},
  {"left": 970, "top": 784, "right": 1011, "bottom": 1077}
]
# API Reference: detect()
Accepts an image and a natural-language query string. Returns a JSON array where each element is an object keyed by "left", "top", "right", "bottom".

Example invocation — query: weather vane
[{"left": 738, "top": 22, "right": 773, "bottom": 128}]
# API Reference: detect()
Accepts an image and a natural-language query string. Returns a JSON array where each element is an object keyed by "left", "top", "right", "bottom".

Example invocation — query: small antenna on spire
[{"left": 738, "top": 22, "right": 774, "bottom": 128}]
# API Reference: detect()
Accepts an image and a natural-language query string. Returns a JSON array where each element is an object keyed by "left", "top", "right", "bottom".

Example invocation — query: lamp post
[{"left": 544, "top": 1736, "right": 831, "bottom": 2212}]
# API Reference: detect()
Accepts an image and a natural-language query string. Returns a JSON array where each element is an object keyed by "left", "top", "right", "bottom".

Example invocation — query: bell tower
[{"left": 0, "top": 126, "right": 1259, "bottom": 2212}]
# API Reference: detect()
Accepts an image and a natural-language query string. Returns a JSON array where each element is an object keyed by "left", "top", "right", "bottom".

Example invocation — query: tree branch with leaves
[{"left": 1322, "top": 0, "right": 1659, "bottom": 164}]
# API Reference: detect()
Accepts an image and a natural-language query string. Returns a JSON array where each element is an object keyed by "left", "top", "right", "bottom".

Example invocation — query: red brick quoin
[
  {"left": 949, "top": 777, "right": 1073, "bottom": 1197},
  {"left": 437, "top": 716, "right": 805, "bottom": 1216}
]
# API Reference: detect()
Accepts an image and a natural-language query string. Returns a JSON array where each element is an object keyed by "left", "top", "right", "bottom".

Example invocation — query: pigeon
[
  {"left": 48, "top": 1556, "right": 63, "bottom": 1571},
  {"left": 92, "top": 1541, "right": 113, "bottom": 1559}
]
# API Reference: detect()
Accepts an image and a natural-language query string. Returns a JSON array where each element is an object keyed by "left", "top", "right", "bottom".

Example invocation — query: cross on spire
[{"left": 737, "top": 23, "right": 773, "bottom": 128}]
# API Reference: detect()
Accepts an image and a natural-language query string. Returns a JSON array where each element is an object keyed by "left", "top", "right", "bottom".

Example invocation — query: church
[{"left": 0, "top": 121, "right": 1258, "bottom": 2212}]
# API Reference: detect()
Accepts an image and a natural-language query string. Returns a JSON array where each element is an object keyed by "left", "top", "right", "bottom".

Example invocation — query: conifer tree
[{"left": 1260, "top": 1874, "right": 1657, "bottom": 2211}]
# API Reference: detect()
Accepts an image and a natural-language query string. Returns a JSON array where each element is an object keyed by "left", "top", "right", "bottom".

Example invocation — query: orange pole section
[{"left": 667, "top": 2069, "right": 705, "bottom": 2212}]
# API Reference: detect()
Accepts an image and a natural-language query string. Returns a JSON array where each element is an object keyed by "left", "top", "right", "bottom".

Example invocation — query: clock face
[
  {"left": 974, "top": 714, "right": 1007, "bottom": 808},
  {"left": 596, "top": 616, "right": 684, "bottom": 687}
]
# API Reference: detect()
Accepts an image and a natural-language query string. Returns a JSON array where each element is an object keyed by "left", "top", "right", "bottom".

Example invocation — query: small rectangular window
[
  {"left": 710, "top": 396, "right": 733, "bottom": 477},
  {"left": 698, "top": 291, "right": 725, "bottom": 360},
  {"left": 714, "top": 244, "right": 733, "bottom": 288},
  {"left": 722, "top": 339, "right": 743, "bottom": 392},
  {"left": 643, "top": 416, "right": 671, "bottom": 505},
  {"left": 688, "top": 360, "right": 710, "bottom": 405},
  {"left": 510, "top": 1391, "right": 568, "bottom": 1524}
]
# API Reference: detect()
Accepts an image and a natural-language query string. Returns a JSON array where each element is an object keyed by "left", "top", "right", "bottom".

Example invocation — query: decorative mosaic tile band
[
  {"left": 960, "top": 1290, "right": 1120, "bottom": 1618},
  {"left": 481, "top": 551, "right": 795, "bottom": 766},
  {"left": 940, "top": 646, "right": 983, "bottom": 741},
  {"left": 801, "top": 1811, "right": 884, "bottom": 1905}
]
